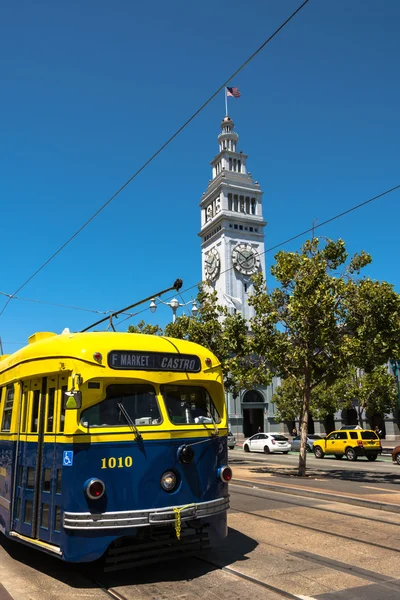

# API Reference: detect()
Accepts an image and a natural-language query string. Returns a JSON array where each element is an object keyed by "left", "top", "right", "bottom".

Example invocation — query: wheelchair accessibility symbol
[{"left": 63, "top": 451, "right": 73, "bottom": 466}]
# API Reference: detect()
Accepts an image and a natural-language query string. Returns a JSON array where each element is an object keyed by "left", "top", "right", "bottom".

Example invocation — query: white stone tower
[{"left": 199, "top": 116, "right": 266, "bottom": 319}]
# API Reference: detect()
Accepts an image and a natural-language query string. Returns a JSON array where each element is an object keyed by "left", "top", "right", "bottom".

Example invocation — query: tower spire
[{"left": 199, "top": 115, "right": 266, "bottom": 322}]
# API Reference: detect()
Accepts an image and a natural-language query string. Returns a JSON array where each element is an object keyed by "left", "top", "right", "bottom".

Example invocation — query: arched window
[{"left": 242, "top": 390, "right": 264, "bottom": 403}]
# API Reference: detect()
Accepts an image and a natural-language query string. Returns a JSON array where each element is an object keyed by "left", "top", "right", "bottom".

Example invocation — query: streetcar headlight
[
  {"left": 160, "top": 471, "right": 177, "bottom": 492},
  {"left": 218, "top": 466, "right": 232, "bottom": 483},
  {"left": 85, "top": 478, "right": 105, "bottom": 500}
]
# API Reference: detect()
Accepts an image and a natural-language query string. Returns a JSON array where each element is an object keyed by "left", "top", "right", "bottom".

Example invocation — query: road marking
[{"left": 361, "top": 485, "right": 399, "bottom": 493}]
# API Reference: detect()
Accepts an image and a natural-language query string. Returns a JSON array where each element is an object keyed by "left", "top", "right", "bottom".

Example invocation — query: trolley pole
[{"left": 81, "top": 279, "right": 183, "bottom": 333}]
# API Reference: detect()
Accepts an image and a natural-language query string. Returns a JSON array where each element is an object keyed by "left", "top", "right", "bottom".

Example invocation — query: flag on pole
[{"left": 226, "top": 86, "right": 241, "bottom": 98}]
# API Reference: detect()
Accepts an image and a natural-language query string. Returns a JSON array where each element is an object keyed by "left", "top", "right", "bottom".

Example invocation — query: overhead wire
[
  {"left": 0, "top": 0, "right": 311, "bottom": 319},
  {"left": 113, "top": 182, "right": 400, "bottom": 327},
  {"left": 254, "top": 183, "right": 400, "bottom": 260},
  {"left": 1, "top": 182, "right": 399, "bottom": 331},
  {"left": 0, "top": 290, "right": 115, "bottom": 315},
  {"left": 2, "top": 181, "right": 398, "bottom": 352}
]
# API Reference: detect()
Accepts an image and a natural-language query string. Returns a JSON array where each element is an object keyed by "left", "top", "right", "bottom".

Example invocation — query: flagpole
[{"left": 225, "top": 87, "right": 228, "bottom": 116}]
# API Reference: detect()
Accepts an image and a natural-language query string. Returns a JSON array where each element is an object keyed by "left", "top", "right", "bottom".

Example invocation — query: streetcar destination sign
[{"left": 108, "top": 351, "right": 201, "bottom": 372}]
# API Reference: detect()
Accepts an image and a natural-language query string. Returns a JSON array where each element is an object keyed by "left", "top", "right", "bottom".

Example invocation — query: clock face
[
  {"left": 232, "top": 243, "right": 260, "bottom": 275},
  {"left": 205, "top": 248, "right": 220, "bottom": 280}
]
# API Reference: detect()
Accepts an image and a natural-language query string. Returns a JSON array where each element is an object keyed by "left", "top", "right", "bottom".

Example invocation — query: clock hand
[
  {"left": 238, "top": 251, "right": 254, "bottom": 266},
  {"left": 237, "top": 250, "right": 250, "bottom": 262}
]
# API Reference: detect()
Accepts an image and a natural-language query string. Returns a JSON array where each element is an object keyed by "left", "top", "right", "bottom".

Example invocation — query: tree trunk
[
  {"left": 355, "top": 371, "right": 363, "bottom": 427},
  {"left": 357, "top": 404, "right": 363, "bottom": 428},
  {"left": 298, "top": 374, "right": 311, "bottom": 477}
]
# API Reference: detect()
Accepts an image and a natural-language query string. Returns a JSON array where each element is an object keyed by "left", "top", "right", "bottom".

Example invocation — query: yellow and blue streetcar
[{"left": 0, "top": 330, "right": 231, "bottom": 568}]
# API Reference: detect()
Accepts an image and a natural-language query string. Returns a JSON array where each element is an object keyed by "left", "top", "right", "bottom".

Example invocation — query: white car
[
  {"left": 227, "top": 431, "right": 236, "bottom": 449},
  {"left": 243, "top": 433, "right": 291, "bottom": 454}
]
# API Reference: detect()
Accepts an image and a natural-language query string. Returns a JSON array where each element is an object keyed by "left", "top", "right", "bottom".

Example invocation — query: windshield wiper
[
  {"left": 117, "top": 402, "right": 142, "bottom": 441},
  {"left": 207, "top": 410, "right": 219, "bottom": 437}
]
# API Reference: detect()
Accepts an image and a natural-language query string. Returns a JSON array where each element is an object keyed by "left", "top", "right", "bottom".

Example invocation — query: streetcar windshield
[
  {"left": 161, "top": 385, "right": 221, "bottom": 425},
  {"left": 80, "top": 384, "right": 161, "bottom": 427}
]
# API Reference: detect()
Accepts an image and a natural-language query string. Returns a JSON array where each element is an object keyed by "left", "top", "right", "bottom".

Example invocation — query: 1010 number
[{"left": 101, "top": 456, "right": 133, "bottom": 469}]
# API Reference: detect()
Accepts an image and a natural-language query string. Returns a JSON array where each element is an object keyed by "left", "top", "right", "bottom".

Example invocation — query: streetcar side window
[
  {"left": 161, "top": 385, "right": 221, "bottom": 425},
  {"left": 1, "top": 385, "right": 15, "bottom": 432},
  {"left": 59, "top": 385, "right": 67, "bottom": 432},
  {"left": 20, "top": 383, "right": 29, "bottom": 433},
  {"left": 46, "top": 387, "right": 56, "bottom": 433},
  {"left": 30, "top": 389, "right": 41, "bottom": 433},
  {"left": 80, "top": 384, "right": 161, "bottom": 427}
]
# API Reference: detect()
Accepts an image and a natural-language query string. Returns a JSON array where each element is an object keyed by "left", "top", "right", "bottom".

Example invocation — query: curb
[
  {"left": 232, "top": 445, "right": 394, "bottom": 455},
  {"left": 231, "top": 477, "right": 400, "bottom": 515}
]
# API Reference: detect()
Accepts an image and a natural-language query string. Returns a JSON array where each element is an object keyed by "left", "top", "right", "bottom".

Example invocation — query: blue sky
[{"left": 1, "top": 0, "right": 399, "bottom": 353}]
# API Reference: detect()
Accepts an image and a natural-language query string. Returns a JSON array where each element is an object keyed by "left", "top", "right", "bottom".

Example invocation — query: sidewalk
[{"left": 230, "top": 457, "right": 400, "bottom": 514}]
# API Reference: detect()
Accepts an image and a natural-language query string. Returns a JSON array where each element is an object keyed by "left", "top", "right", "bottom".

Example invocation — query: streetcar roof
[{"left": 0, "top": 331, "right": 220, "bottom": 373}]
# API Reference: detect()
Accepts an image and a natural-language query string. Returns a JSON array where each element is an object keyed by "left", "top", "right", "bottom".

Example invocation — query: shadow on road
[
  {"left": 99, "top": 527, "right": 257, "bottom": 589},
  {"left": 0, "top": 526, "right": 257, "bottom": 589}
]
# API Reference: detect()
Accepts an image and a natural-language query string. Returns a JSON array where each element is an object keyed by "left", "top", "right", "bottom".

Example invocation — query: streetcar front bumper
[{"left": 63, "top": 496, "right": 229, "bottom": 530}]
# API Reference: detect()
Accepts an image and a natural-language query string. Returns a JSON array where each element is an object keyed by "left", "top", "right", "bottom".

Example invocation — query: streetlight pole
[
  {"left": 232, "top": 391, "right": 240, "bottom": 440},
  {"left": 390, "top": 359, "right": 400, "bottom": 407},
  {"left": 149, "top": 297, "right": 198, "bottom": 323}
]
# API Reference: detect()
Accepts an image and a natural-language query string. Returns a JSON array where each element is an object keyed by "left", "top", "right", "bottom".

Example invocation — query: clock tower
[{"left": 199, "top": 116, "right": 266, "bottom": 319}]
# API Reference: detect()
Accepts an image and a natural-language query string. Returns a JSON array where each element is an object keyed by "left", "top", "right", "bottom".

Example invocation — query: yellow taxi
[{"left": 313, "top": 428, "right": 382, "bottom": 462}]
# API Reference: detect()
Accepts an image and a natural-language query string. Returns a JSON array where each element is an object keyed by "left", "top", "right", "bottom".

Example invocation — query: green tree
[
  {"left": 325, "top": 366, "right": 398, "bottom": 427},
  {"left": 270, "top": 378, "right": 301, "bottom": 423},
  {"left": 164, "top": 285, "right": 271, "bottom": 395},
  {"left": 249, "top": 238, "right": 400, "bottom": 476},
  {"left": 128, "top": 320, "right": 163, "bottom": 335},
  {"left": 271, "top": 377, "right": 339, "bottom": 424}
]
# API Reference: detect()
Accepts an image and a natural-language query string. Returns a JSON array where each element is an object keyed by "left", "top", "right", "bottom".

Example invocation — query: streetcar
[{"left": 0, "top": 330, "right": 231, "bottom": 569}]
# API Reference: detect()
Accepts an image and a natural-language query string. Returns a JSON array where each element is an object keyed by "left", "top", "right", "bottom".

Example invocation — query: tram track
[
  {"left": 24, "top": 480, "right": 400, "bottom": 600},
  {"left": 231, "top": 503, "right": 400, "bottom": 555},
  {"left": 95, "top": 583, "right": 129, "bottom": 600},
  {"left": 87, "top": 556, "right": 300, "bottom": 600},
  {"left": 75, "top": 484, "right": 400, "bottom": 600},
  {"left": 4, "top": 481, "right": 400, "bottom": 600},
  {"left": 194, "top": 556, "right": 304, "bottom": 599},
  {"left": 229, "top": 487, "right": 400, "bottom": 556},
  {"left": 90, "top": 543, "right": 400, "bottom": 600},
  {"left": 230, "top": 481, "right": 400, "bottom": 527}
]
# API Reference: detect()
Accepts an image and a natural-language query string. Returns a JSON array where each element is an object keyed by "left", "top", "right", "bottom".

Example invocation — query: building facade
[
  {"left": 199, "top": 116, "right": 281, "bottom": 439},
  {"left": 199, "top": 116, "right": 400, "bottom": 441}
]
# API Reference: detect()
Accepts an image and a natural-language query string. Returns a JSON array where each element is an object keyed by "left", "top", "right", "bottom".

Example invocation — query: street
[
  {"left": 229, "top": 446, "right": 398, "bottom": 473},
  {"left": 2, "top": 451, "right": 400, "bottom": 600},
  {"left": 228, "top": 447, "right": 400, "bottom": 511}
]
